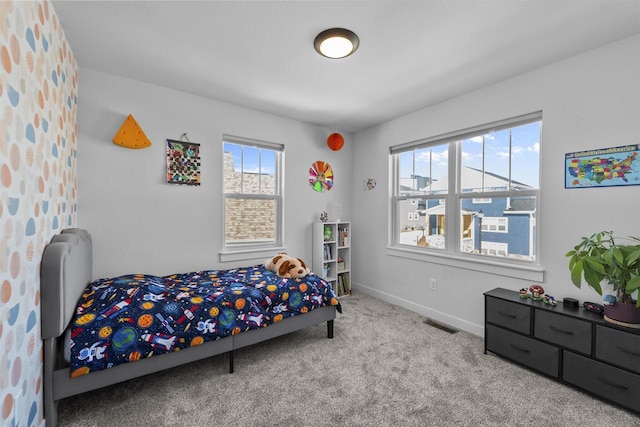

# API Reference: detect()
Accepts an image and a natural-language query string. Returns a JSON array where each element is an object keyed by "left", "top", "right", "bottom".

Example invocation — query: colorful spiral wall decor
[{"left": 309, "top": 161, "right": 334, "bottom": 192}]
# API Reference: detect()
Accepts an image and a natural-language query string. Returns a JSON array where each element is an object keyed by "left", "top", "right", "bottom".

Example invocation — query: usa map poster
[{"left": 565, "top": 144, "right": 639, "bottom": 189}]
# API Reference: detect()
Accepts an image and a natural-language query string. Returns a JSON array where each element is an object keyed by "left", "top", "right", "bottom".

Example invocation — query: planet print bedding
[{"left": 67, "top": 265, "right": 341, "bottom": 377}]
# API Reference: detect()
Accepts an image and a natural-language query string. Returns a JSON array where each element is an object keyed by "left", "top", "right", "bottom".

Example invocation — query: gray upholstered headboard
[{"left": 41, "top": 228, "right": 93, "bottom": 340}]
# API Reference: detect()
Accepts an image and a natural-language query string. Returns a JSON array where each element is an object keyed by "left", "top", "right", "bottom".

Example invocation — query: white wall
[
  {"left": 77, "top": 68, "right": 352, "bottom": 278},
  {"left": 351, "top": 35, "right": 640, "bottom": 336}
]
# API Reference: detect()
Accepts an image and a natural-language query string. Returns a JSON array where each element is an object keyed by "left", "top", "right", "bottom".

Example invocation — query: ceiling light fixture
[{"left": 314, "top": 28, "right": 359, "bottom": 59}]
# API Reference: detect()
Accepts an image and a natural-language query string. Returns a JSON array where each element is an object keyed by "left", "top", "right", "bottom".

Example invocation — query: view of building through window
[
  {"left": 394, "top": 115, "right": 541, "bottom": 262},
  {"left": 223, "top": 140, "right": 282, "bottom": 247}
]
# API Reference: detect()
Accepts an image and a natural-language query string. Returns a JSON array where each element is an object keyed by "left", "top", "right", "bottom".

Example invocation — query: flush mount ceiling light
[{"left": 314, "top": 28, "right": 359, "bottom": 59}]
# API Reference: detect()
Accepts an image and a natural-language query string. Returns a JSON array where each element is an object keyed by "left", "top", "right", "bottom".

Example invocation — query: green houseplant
[{"left": 566, "top": 231, "right": 640, "bottom": 325}]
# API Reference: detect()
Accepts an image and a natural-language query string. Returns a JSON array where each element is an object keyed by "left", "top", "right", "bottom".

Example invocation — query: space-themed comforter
[{"left": 67, "top": 265, "right": 341, "bottom": 377}]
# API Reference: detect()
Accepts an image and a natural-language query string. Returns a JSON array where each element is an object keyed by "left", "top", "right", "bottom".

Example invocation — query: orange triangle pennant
[{"left": 112, "top": 114, "right": 152, "bottom": 149}]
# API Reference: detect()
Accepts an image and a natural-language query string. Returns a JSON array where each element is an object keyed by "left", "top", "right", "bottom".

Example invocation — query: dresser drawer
[
  {"left": 534, "top": 310, "right": 591, "bottom": 354},
  {"left": 486, "top": 298, "right": 531, "bottom": 334},
  {"left": 596, "top": 325, "right": 640, "bottom": 375},
  {"left": 563, "top": 351, "right": 640, "bottom": 413},
  {"left": 486, "top": 324, "right": 559, "bottom": 377}
]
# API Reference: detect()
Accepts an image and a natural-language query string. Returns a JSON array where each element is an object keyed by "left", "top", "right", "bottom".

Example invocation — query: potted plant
[{"left": 566, "top": 231, "right": 640, "bottom": 327}]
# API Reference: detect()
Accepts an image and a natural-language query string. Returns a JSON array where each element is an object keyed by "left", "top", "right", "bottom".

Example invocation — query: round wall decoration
[
  {"left": 327, "top": 133, "right": 344, "bottom": 151},
  {"left": 309, "top": 160, "right": 334, "bottom": 192}
]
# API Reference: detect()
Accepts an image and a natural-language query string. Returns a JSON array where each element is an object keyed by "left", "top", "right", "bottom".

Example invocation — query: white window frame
[
  {"left": 219, "top": 135, "right": 285, "bottom": 262},
  {"left": 388, "top": 112, "right": 543, "bottom": 281}
]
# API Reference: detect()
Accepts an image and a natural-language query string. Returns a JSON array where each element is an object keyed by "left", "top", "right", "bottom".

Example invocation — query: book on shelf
[
  {"left": 337, "top": 272, "right": 350, "bottom": 296},
  {"left": 323, "top": 244, "right": 332, "bottom": 260}
]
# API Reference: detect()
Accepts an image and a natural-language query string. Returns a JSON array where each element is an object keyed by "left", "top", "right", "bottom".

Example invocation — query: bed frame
[{"left": 41, "top": 228, "right": 336, "bottom": 427}]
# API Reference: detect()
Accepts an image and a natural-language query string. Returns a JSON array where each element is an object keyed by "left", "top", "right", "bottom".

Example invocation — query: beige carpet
[{"left": 57, "top": 292, "right": 639, "bottom": 426}]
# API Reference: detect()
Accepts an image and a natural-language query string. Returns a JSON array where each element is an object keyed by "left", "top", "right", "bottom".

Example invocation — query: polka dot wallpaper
[{"left": 1, "top": 1, "right": 78, "bottom": 425}]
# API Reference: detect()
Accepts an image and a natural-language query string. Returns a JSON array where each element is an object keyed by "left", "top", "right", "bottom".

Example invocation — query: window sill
[
  {"left": 386, "top": 246, "right": 544, "bottom": 282},
  {"left": 219, "top": 246, "right": 286, "bottom": 263}
]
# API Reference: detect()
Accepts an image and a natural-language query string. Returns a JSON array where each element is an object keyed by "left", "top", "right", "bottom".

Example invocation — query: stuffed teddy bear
[
  {"left": 265, "top": 253, "right": 288, "bottom": 272},
  {"left": 265, "top": 253, "right": 310, "bottom": 278},
  {"left": 277, "top": 257, "right": 310, "bottom": 279}
]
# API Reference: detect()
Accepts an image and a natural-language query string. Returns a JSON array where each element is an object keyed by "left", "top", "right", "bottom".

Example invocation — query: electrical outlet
[{"left": 430, "top": 278, "right": 437, "bottom": 290}]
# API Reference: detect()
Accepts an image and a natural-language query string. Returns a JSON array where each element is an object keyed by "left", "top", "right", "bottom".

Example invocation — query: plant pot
[{"left": 603, "top": 301, "right": 640, "bottom": 329}]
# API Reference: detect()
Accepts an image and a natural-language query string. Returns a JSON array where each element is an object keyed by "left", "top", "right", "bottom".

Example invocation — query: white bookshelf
[{"left": 312, "top": 221, "right": 351, "bottom": 297}]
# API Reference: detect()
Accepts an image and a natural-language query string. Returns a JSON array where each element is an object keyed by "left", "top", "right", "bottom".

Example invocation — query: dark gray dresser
[{"left": 484, "top": 288, "right": 640, "bottom": 414}]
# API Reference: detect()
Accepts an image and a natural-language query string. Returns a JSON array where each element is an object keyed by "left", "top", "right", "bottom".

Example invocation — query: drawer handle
[
  {"left": 597, "top": 377, "right": 629, "bottom": 391},
  {"left": 617, "top": 346, "right": 640, "bottom": 358},
  {"left": 509, "top": 344, "right": 530, "bottom": 354},
  {"left": 549, "top": 326, "right": 573, "bottom": 336},
  {"left": 498, "top": 311, "right": 517, "bottom": 319}
]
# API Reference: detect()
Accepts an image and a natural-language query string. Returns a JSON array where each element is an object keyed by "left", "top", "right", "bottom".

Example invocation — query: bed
[{"left": 41, "top": 228, "right": 340, "bottom": 427}]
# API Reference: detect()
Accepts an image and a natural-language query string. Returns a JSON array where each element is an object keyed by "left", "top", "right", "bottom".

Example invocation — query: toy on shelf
[
  {"left": 323, "top": 225, "right": 332, "bottom": 241},
  {"left": 320, "top": 211, "right": 328, "bottom": 222},
  {"left": 602, "top": 294, "right": 616, "bottom": 306},
  {"left": 519, "top": 288, "right": 530, "bottom": 298},
  {"left": 529, "top": 285, "right": 545, "bottom": 301},
  {"left": 543, "top": 294, "right": 557, "bottom": 306}
]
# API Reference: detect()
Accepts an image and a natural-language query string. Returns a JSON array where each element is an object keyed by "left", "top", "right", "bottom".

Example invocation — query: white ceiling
[{"left": 52, "top": 0, "right": 640, "bottom": 133}]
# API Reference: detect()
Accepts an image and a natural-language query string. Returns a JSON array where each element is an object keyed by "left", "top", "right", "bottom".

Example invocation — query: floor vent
[{"left": 423, "top": 318, "right": 458, "bottom": 334}]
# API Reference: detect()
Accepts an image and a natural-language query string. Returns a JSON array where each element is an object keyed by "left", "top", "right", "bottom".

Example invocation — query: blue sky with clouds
[{"left": 400, "top": 121, "right": 540, "bottom": 190}]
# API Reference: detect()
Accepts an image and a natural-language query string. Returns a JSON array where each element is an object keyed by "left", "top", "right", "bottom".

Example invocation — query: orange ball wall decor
[{"left": 327, "top": 132, "right": 344, "bottom": 151}]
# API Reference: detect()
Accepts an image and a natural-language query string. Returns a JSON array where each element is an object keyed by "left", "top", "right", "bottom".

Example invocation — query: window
[
  {"left": 472, "top": 197, "right": 492, "bottom": 204},
  {"left": 482, "top": 241, "right": 508, "bottom": 256},
  {"left": 222, "top": 135, "right": 283, "bottom": 257},
  {"left": 391, "top": 112, "right": 541, "bottom": 264},
  {"left": 481, "top": 217, "right": 508, "bottom": 233}
]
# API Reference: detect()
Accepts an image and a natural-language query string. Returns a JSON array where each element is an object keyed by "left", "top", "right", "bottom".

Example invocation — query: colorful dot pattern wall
[{"left": 1, "top": 1, "right": 78, "bottom": 425}]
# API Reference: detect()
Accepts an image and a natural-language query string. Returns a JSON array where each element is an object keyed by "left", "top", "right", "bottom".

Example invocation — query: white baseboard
[{"left": 351, "top": 281, "right": 485, "bottom": 337}]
